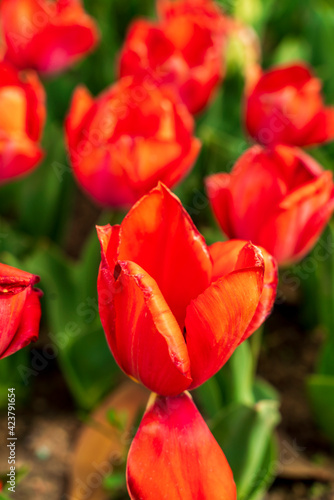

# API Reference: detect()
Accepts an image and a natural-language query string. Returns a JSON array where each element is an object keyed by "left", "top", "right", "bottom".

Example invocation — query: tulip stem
[
  {"left": 249, "top": 325, "right": 264, "bottom": 376},
  {"left": 228, "top": 341, "right": 255, "bottom": 406}
]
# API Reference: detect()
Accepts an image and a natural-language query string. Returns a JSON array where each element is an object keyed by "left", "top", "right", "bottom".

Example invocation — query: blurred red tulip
[
  {"left": 245, "top": 62, "right": 334, "bottom": 147},
  {"left": 206, "top": 145, "right": 334, "bottom": 266},
  {"left": 127, "top": 392, "right": 236, "bottom": 500},
  {"left": 0, "top": 61, "right": 45, "bottom": 183},
  {"left": 118, "top": 0, "right": 228, "bottom": 114},
  {"left": 97, "top": 183, "right": 277, "bottom": 396},
  {"left": 0, "top": 0, "right": 99, "bottom": 74},
  {"left": 210, "top": 239, "right": 278, "bottom": 340},
  {"left": 0, "top": 263, "right": 42, "bottom": 360},
  {"left": 65, "top": 77, "right": 200, "bottom": 208}
]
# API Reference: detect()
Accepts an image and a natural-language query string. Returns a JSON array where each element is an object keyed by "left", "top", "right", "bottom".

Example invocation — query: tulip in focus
[
  {"left": 206, "top": 145, "right": 334, "bottom": 266},
  {"left": 245, "top": 62, "right": 334, "bottom": 147},
  {"left": 0, "top": 61, "right": 45, "bottom": 183},
  {"left": 0, "top": 262, "right": 42, "bottom": 360},
  {"left": 0, "top": 0, "right": 99, "bottom": 74},
  {"left": 127, "top": 392, "right": 236, "bottom": 500},
  {"left": 65, "top": 77, "right": 200, "bottom": 208},
  {"left": 97, "top": 182, "right": 277, "bottom": 396},
  {"left": 119, "top": 0, "right": 229, "bottom": 114}
]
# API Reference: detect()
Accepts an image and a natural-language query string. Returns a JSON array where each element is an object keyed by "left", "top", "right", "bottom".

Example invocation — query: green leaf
[
  {"left": 195, "top": 376, "right": 224, "bottom": 418},
  {"left": 211, "top": 400, "right": 280, "bottom": 499},
  {"left": 218, "top": 341, "right": 255, "bottom": 406},
  {"left": 307, "top": 374, "right": 334, "bottom": 444},
  {"left": 0, "top": 349, "right": 31, "bottom": 408},
  {"left": 23, "top": 244, "right": 117, "bottom": 409}
]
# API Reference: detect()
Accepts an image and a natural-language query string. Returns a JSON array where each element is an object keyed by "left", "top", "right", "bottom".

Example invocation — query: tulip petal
[
  {"left": 65, "top": 85, "right": 94, "bottom": 151},
  {"left": 206, "top": 146, "right": 287, "bottom": 242},
  {"left": 185, "top": 242, "right": 264, "bottom": 388},
  {"left": 209, "top": 239, "right": 277, "bottom": 340},
  {"left": 302, "top": 108, "right": 334, "bottom": 146},
  {"left": 0, "top": 263, "right": 41, "bottom": 359},
  {"left": 127, "top": 392, "right": 236, "bottom": 500},
  {"left": 205, "top": 172, "right": 234, "bottom": 238},
  {"left": 259, "top": 170, "right": 334, "bottom": 265},
  {"left": 0, "top": 288, "right": 29, "bottom": 356},
  {"left": 118, "top": 183, "right": 212, "bottom": 327},
  {"left": 1, "top": 288, "right": 42, "bottom": 359},
  {"left": 98, "top": 257, "right": 192, "bottom": 396}
]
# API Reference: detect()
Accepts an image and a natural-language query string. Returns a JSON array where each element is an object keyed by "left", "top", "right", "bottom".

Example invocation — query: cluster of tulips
[{"left": 1, "top": 0, "right": 334, "bottom": 498}]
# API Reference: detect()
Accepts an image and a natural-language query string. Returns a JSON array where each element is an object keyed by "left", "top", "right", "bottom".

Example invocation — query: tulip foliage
[{"left": 1, "top": 0, "right": 334, "bottom": 499}]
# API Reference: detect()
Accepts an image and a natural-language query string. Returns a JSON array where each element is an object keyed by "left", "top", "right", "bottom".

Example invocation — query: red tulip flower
[
  {"left": 0, "top": 61, "right": 45, "bottom": 184},
  {"left": 245, "top": 62, "right": 334, "bottom": 147},
  {"left": 97, "top": 183, "right": 277, "bottom": 396},
  {"left": 65, "top": 77, "right": 200, "bottom": 208},
  {"left": 0, "top": 0, "right": 99, "bottom": 74},
  {"left": 206, "top": 145, "right": 334, "bottom": 266},
  {"left": 0, "top": 263, "right": 42, "bottom": 360},
  {"left": 127, "top": 392, "right": 236, "bottom": 500},
  {"left": 118, "top": 0, "right": 228, "bottom": 114}
]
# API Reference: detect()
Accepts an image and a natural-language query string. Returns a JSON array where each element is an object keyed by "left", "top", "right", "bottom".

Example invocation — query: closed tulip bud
[
  {"left": 119, "top": 0, "right": 229, "bottom": 115},
  {"left": 0, "top": 263, "right": 42, "bottom": 359},
  {"left": 206, "top": 145, "right": 334, "bottom": 266},
  {"left": 97, "top": 183, "right": 277, "bottom": 396},
  {"left": 0, "top": 61, "right": 45, "bottom": 183},
  {"left": 65, "top": 77, "right": 201, "bottom": 208},
  {"left": 245, "top": 62, "right": 334, "bottom": 147},
  {"left": 0, "top": 0, "right": 99, "bottom": 74},
  {"left": 127, "top": 392, "right": 236, "bottom": 500}
]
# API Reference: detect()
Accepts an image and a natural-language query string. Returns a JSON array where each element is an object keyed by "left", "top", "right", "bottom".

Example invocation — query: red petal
[
  {"left": 65, "top": 85, "right": 94, "bottom": 151},
  {"left": 209, "top": 239, "right": 278, "bottom": 339},
  {"left": 259, "top": 169, "right": 334, "bottom": 265},
  {"left": 118, "top": 183, "right": 212, "bottom": 327},
  {"left": 127, "top": 392, "right": 236, "bottom": 500},
  {"left": 185, "top": 243, "right": 264, "bottom": 389},
  {"left": 1, "top": 288, "right": 42, "bottom": 359},
  {"left": 0, "top": 263, "right": 41, "bottom": 359},
  {"left": 205, "top": 172, "right": 234, "bottom": 238},
  {"left": 97, "top": 256, "right": 192, "bottom": 396}
]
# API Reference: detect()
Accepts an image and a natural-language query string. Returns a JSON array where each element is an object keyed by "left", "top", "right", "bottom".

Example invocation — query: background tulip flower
[
  {"left": 0, "top": 0, "right": 99, "bottom": 74},
  {"left": 97, "top": 183, "right": 277, "bottom": 396},
  {"left": 0, "top": 61, "right": 45, "bottom": 184},
  {"left": 127, "top": 392, "right": 236, "bottom": 500},
  {"left": 118, "top": 0, "right": 228, "bottom": 115},
  {"left": 206, "top": 145, "right": 334, "bottom": 266},
  {"left": 245, "top": 62, "right": 334, "bottom": 147},
  {"left": 65, "top": 77, "right": 201, "bottom": 208},
  {"left": 0, "top": 263, "right": 42, "bottom": 360}
]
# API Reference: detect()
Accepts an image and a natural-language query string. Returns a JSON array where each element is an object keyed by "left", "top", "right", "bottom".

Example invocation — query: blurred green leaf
[
  {"left": 211, "top": 400, "right": 280, "bottom": 499},
  {"left": 23, "top": 243, "right": 118, "bottom": 409},
  {"left": 195, "top": 376, "right": 224, "bottom": 419},
  {"left": 308, "top": 374, "right": 334, "bottom": 444},
  {"left": 0, "top": 349, "right": 31, "bottom": 408}
]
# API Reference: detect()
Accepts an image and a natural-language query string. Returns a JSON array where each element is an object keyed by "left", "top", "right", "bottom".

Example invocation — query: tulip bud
[
  {"left": 206, "top": 145, "right": 334, "bottom": 266},
  {"left": 96, "top": 183, "right": 276, "bottom": 396},
  {"left": 119, "top": 0, "right": 229, "bottom": 114},
  {"left": 65, "top": 77, "right": 201, "bottom": 208},
  {"left": 0, "top": 0, "right": 99, "bottom": 74},
  {"left": 245, "top": 62, "right": 334, "bottom": 147}
]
